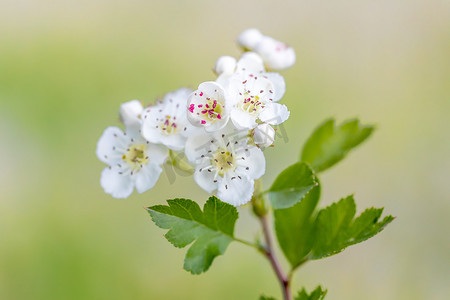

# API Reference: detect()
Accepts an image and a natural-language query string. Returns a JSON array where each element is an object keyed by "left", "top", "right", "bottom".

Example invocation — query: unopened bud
[
  {"left": 120, "top": 100, "right": 143, "bottom": 128},
  {"left": 214, "top": 56, "right": 237, "bottom": 75},
  {"left": 255, "top": 36, "right": 296, "bottom": 70},
  {"left": 252, "top": 124, "right": 275, "bottom": 148},
  {"left": 237, "top": 28, "right": 264, "bottom": 50}
]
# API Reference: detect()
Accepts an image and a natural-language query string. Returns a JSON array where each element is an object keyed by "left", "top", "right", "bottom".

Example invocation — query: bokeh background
[{"left": 0, "top": 0, "right": 449, "bottom": 299}]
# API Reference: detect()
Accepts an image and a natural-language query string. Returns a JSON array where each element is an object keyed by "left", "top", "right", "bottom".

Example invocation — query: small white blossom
[
  {"left": 252, "top": 123, "right": 275, "bottom": 148},
  {"left": 187, "top": 81, "right": 232, "bottom": 132},
  {"left": 228, "top": 73, "right": 290, "bottom": 130},
  {"left": 142, "top": 88, "right": 199, "bottom": 151},
  {"left": 96, "top": 126, "right": 168, "bottom": 198},
  {"left": 237, "top": 28, "right": 296, "bottom": 70},
  {"left": 185, "top": 126, "right": 265, "bottom": 206},
  {"left": 119, "top": 100, "right": 144, "bottom": 128},
  {"left": 216, "top": 52, "right": 286, "bottom": 102}
]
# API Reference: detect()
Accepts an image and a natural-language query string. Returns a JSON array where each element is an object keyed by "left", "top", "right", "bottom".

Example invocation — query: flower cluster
[{"left": 96, "top": 28, "right": 295, "bottom": 206}]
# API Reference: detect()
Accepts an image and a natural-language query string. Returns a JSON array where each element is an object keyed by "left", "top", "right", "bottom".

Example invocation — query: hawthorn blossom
[
  {"left": 187, "top": 81, "right": 231, "bottom": 132},
  {"left": 216, "top": 52, "right": 286, "bottom": 102},
  {"left": 141, "top": 88, "right": 199, "bottom": 151},
  {"left": 96, "top": 126, "right": 168, "bottom": 198},
  {"left": 252, "top": 123, "right": 275, "bottom": 148},
  {"left": 185, "top": 126, "right": 265, "bottom": 206},
  {"left": 228, "top": 73, "right": 290, "bottom": 130},
  {"left": 237, "top": 28, "right": 296, "bottom": 70}
]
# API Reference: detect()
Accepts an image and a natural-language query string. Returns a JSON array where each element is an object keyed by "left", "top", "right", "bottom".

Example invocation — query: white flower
[
  {"left": 96, "top": 126, "right": 168, "bottom": 198},
  {"left": 216, "top": 52, "right": 286, "bottom": 102},
  {"left": 187, "top": 81, "right": 232, "bottom": 132},
  {"left": 120, "top": 100, "right": 144, "bottom": 128},
  {"left": 228, "top": 73, "right": 290, "bottom": 130},
  {"left": 141, "top": 88, "right": 199, "bottom": 151},
  {"left": 237, "top": 28, "right": 296, "bottom": 70},
  {"left": 185, "top": 126, "right": 266, "bottom": 206},
  {"left": 252, "top": 123, "right": 275, "bottom": 148}
]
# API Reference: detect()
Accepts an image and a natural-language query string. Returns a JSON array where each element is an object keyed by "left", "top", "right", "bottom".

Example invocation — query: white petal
[
  {"left": 252, "top": 124, "right": 275, "bottom": 148},
  {"left": 217, "top": 175, "right": 254, "bottom": 206},
  {"left": 159, "top": 134, "right": 187, "bottom": 151},
  {"left": 100, "top": 167, "right": 134, "bottom": 199},
  {"left": 141, "top": 117, "right": 163, "bottom": 145},
  {"left": 236, "top": 52, "right": 265, "bottom": 74},
  {"left": 215, "top": 56, "right": 237, "bottom": 75},
  {"left": 185, "top": 133, "right": 217, "bottom": 163},
  {"left": 264, "top": 73, "right": 285, "bottom": 102},
  {"left": 215, "top": 73, "right": 232, "bottom": 89},
  {"left": 180, "top": 120, "right": 204, "bottom": 137},
  {"left": 255, "top": 36, "right": 296, "bottom": 70},
  {"left": 259, "top": 103, "right": 290, "bottom": 125},
  {"left": 120, "top": 100, "right": 143, "bottom": 128},
  {"left": 230, "top": 108, "right": 258, "bottom": 130},
  {"left": 146, "top": 143, "right": 169, "bottom": 166},
  {"left": 193, "top": 165, "right": 218, "bottom": 194},
  {"left": 124, "top": 125, "right": 144, "bottom": 141},
  {"left": 235, "top": 146, "right": 266, "bottom": 180},
  {"left": 163, "top": 88, "right": 192, "bottom": 106},
  {"left": 134, "top": 163, "right": 163, "bottom": 193},
  {"left": 198, "top": 81, "right": 225, "bottom": 99},
  {"left": 236, "top": 74, "right": 274, "bottom": 102},
  {"left": 203, "top": 116, "right": 229, "bottom": 132},
  {"left": 237, "top": 28, "right": 263, "bottom": 50},
  {"left": 96, "top": 126, "right": 127, "bottom": 165}
]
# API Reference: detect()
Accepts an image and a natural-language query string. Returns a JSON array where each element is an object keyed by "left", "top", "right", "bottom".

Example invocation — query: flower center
[
  {"left": 213, "top": 149, "right": 235, "bottom": 175},
  {"left": 240, "top": 93, "right": 264, "bottom": 115},
  {"left": 189, "top": 98, "right": 223, "bottom": 124},
  {"left": 122, "top": 144, "right": 148, "bottom": 169},
  {"left": 160, "top": 115, "right": 177, "bottom": 135}
]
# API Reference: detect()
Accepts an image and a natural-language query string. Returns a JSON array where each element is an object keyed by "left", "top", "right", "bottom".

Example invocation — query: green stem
[{"left": 233, "top": 237, "right": 261, "bottom": 251}]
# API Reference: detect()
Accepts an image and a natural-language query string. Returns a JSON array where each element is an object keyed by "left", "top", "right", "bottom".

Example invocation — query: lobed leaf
[
  {"left": 268, "top": 162, "right": 318, "bottom": 209},
  {"left": 311, "top": 196, "right": 394, "bottom": 259},
  {"left": 274, "top": 184, "right": 321, "bottom": 268},
  {"left": 295, "top": 286, "right": 327, "bottom": 300},
  {"left": 300, "top": 118, "right": 374, "bottom": 172},
  {"left": 259, "top": 296, "right": 277, "bottom": 300},
  {"left": 146, "top": 196, "right": 238, "bottom": 274}
]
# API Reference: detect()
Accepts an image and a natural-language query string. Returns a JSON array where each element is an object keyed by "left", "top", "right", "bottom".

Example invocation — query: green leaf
[
  {"left": 259, "top": 296, "right": 277, "bottom": 300},
  {"left": 146, "top": 196, "right": 238, "bottom": 274},
  {"left": 274, "top": 184, "right": 321, "bottom": 268},
  {"left": 295, "top": 286, "right": 327, "bottom": 300},
  {"left": 311, "top": 196, "right": 394, "bottom": 259},
  {"left": 268, "top": 162, "right": 318, "bottom": 209},
  {"left": 301, "top": 118, "right": 374, "bottom": 172}
]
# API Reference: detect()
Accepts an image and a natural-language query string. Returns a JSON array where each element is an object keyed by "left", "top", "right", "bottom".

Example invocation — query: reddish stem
[{"left": 260, "top": 214, "right": 291, "bottom": 300}]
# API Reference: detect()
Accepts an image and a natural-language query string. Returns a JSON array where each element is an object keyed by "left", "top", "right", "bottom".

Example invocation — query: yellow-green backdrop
[{"left": 0, "top": 0, "right": 449, "bottom": 299}]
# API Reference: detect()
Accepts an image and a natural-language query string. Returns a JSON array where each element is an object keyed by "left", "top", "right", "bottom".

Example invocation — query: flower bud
[
  {"left": 255, "top": 36, "right": 296, "bottom": 70},
  {"left": 237, "top": 28, "right": 264, "bottom": 50},
  {"left": 214, "top": 56, "right": 237, "bottom": 75},
  {"left": 252, "top": 123, "right": 275, "bottom": 148},
  {"left": 119, "top": 100, "right": 143, "bottom": 128}
]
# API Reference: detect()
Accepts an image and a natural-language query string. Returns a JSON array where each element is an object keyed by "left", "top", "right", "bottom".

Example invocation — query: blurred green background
[{"left": 0, "top": 0, "right": 449, "bottom": 299}]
